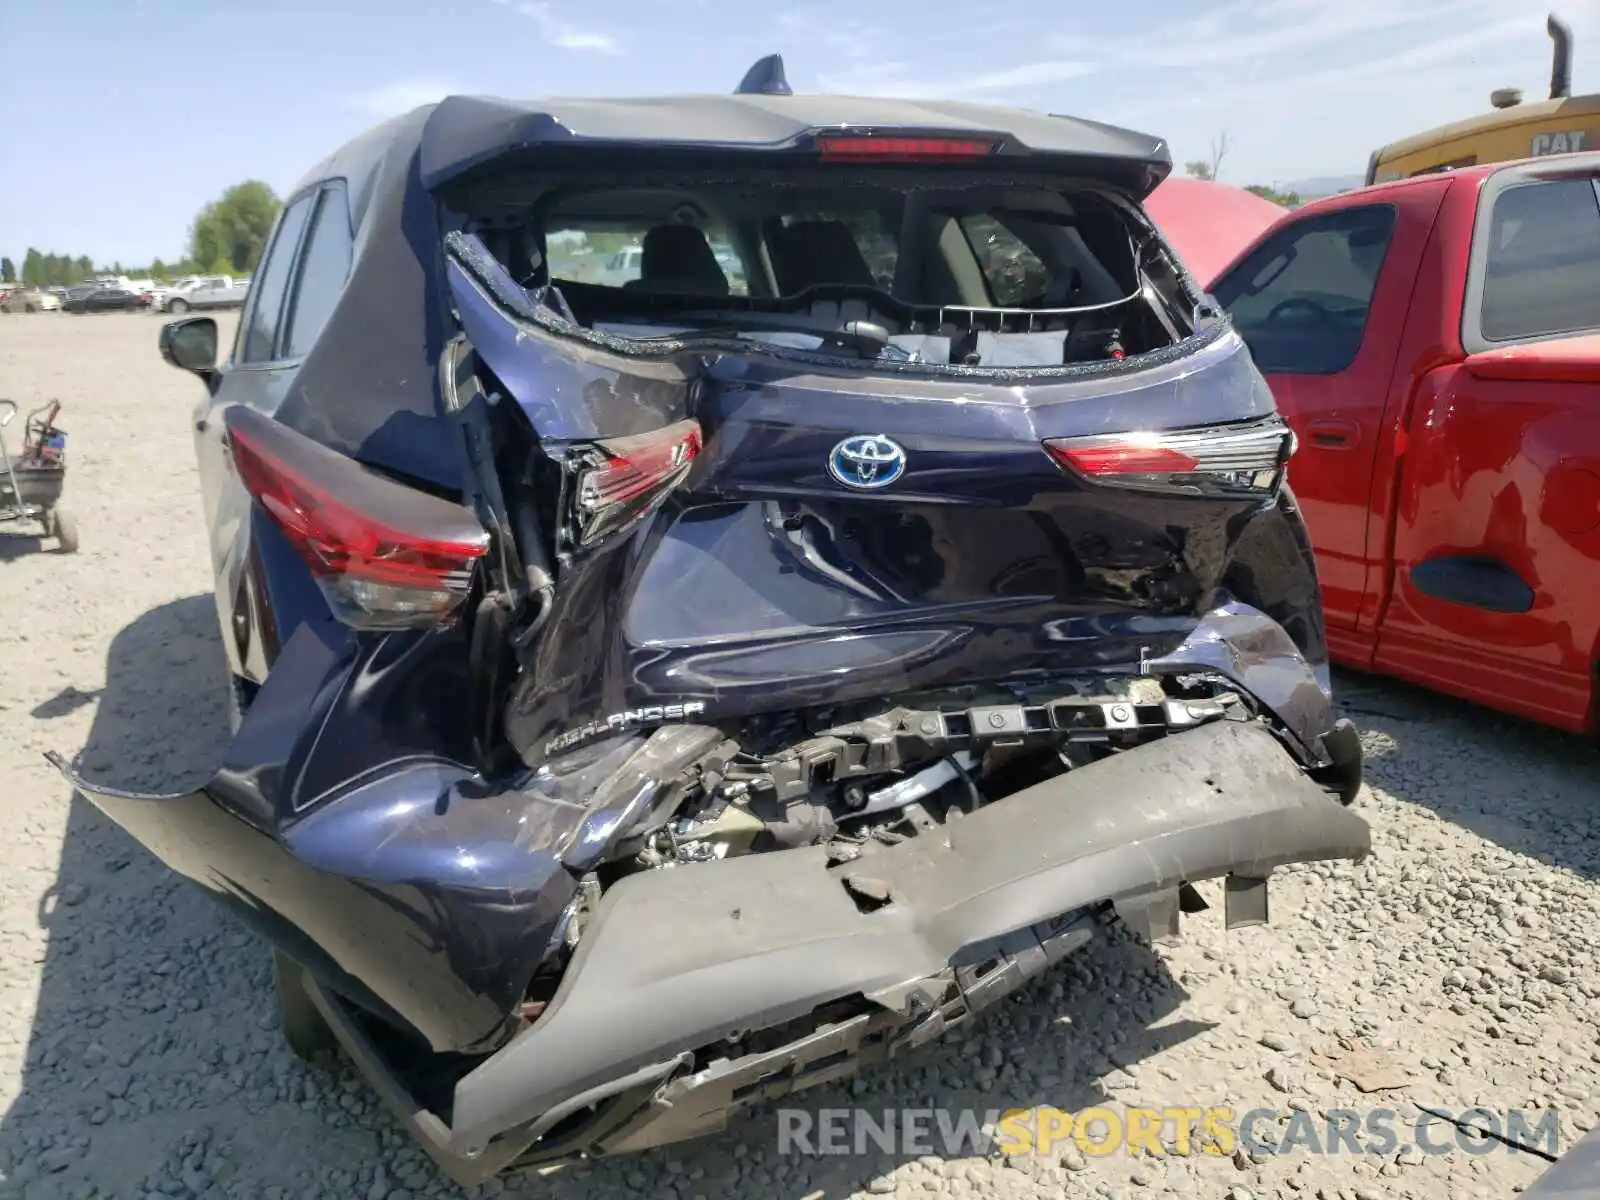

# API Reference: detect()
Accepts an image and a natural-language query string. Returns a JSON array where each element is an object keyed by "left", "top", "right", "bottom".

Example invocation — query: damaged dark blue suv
[{"left": 54, "top": 56, "right": 1369, "bottom": 1185}]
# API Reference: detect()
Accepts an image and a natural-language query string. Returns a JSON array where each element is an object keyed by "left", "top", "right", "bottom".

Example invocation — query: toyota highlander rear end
[{"left": 56, "top": 61, "right": 1368, "bottom": 1184}]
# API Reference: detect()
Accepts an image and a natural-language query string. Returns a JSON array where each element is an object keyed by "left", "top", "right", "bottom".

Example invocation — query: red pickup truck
[{"left": 1204, "top": 155, "right": 1600, "bottom": 733}]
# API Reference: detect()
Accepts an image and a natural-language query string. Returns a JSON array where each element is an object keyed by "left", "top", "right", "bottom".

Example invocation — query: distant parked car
[
  {"left": 2, "top": 288, "right": 62, "bottom": 313},
  {"left": 63, "top": 287, "right": 152, "bottom": 313},
  {"left": 164, "top": 276, "right": 248, "bottom": 312}
]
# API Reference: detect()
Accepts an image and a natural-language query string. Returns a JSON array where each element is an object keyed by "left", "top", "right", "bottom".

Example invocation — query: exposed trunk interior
[{"left": 442, "top": 164, "right": 1205, "bottom": 370}]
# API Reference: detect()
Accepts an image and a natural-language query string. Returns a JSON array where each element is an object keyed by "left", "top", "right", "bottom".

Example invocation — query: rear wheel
[{"left": 273, "top": 950, "right": 339, "bottom": 1066}]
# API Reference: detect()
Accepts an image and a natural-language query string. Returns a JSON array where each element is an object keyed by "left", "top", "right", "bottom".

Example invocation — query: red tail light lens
[
  {"left": 1050, "top": 440, "right": 1200, "bottom": 476},
  {"left": 1044, "top": 417, "right": 1294, "bottom": 496},
  {"left": 576, "top": 419, "right": 702, "bottom": 547},
  {"left": 224, "top": 406, "right": 489, "bottom": 630},
  {"left": 817, "top": 135, "right": 996, "bottom": 161}
]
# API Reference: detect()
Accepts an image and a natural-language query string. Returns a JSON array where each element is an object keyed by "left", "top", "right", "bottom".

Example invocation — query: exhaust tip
[{"left": 1548, "top": 12, "right": 1573, "bottom": 100}]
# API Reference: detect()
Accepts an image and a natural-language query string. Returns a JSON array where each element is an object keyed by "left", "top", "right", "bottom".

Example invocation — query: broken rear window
[{"left": 450, "top": 169, "right": 1205, "bottom": 369}]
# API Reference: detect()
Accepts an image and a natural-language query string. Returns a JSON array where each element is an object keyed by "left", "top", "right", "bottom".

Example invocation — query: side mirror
[{"left": 160, "top": 317, "right": 219, "bottom": 379}]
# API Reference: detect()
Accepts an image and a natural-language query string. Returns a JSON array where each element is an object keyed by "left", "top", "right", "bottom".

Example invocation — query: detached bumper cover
[
  {"left": 451, "top": 718, "right": 1369, "bottom": 1154},
  {"left": 56, "top": 713, "right": 1368, "bottom": 1182}
]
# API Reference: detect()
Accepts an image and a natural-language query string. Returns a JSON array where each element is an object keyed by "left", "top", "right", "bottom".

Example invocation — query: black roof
[{"left": 413, "top": 91, "right": 1170, "bottom": 195}]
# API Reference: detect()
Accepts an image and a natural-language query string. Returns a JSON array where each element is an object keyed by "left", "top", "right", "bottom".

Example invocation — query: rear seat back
[{"left": 770, "top": 220, "right": 879, "bottom": 293}]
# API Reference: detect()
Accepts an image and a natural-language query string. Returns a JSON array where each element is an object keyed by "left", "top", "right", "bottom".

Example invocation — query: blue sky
[{"left": 2, "top": 0, "right": 1592, "bottom": 265}]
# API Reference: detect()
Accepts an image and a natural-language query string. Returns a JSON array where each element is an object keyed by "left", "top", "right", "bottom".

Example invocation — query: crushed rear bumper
[
  {"left": 461, "top": 719, "right": 1366, "bottom": 1180},
  {"left": 57, "top": 717, "right": 1368, "bottom": 1186}
]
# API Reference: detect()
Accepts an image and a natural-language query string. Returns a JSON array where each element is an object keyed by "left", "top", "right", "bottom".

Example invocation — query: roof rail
[{"left": 735, "top": 54, "right": 792, "bottom": 96}]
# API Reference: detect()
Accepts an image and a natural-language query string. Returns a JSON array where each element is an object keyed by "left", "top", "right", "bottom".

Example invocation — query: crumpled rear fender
[{"left": 50, "top": 598, "right": 1359, "bottom": 1060}]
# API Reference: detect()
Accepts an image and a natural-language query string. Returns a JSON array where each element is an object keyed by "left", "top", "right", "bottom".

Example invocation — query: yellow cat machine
[{"left": 1366, "top": 14, "right": 1597, "bottom": 183}]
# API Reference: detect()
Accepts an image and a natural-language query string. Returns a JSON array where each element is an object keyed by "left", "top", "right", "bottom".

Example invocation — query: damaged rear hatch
[{"left": 426, "top": 104, "right": 1333, "bottom": 766}]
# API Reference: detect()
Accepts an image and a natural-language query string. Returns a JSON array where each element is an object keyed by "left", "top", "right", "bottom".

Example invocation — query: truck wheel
[
  {"left": 169, "top": 298, "right": 190, "bottom": 313},
  {"left": 273, "top": 950, "right": 339, "bottom": 1066}
]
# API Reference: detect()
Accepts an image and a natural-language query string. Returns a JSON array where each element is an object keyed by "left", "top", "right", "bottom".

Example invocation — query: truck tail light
[
  {"left": 224, "top": 406, "right": 489, "bottom": 630},
  {"left": 1044, "top": 416, "right": 1294, "bottom": 496},
  {"left": 575, "top": 419, "right": 702, "bottom": 547}
]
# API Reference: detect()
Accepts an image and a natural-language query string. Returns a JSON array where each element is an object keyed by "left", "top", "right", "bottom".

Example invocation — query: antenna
[{"left": 735, "top": 54, "right": 792, "bottom": 97}]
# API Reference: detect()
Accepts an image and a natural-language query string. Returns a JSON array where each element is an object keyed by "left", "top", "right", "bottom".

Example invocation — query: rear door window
[
  {"left": 1210, "top": 205, "right": 1397, "bottom": 375},
  {"left": 1477, "top": 177, "right": 1600, "bottom": 343},
  {"left": 237, "top": 192, "right": 315, "bottom": 364},
  {"left": 284, "top": 184, "right": 354, "bottom": 358}
]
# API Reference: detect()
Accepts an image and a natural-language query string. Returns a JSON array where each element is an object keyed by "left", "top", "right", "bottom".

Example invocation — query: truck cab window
[
  {"left": 1479, "top": 178, "right": 1600, "bottom": 342},
  {"left": 1211, "top": 205, "right": 1396, "bottom": 375}
]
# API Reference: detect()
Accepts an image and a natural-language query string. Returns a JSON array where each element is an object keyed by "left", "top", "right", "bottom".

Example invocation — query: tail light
[
  {"left": 574, "top": 419, "right": 702, "bottom": 547},
  {"left": 224, "top": 406, "right": 489, "bottom": 630},
  {"left": 817, "top": 135, "right": 997, "bottom": 162},
  {"left": 1044, "top": 417, "right": 1295, "bottom": 496}
]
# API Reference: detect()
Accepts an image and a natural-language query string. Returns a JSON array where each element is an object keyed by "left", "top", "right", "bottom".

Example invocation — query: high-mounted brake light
[
  {"left": 1044, "top": 417, "right": 1294, "bottom": 497},
  {"left": 817, "top": 135, "right": 997, "bottom": 162},
  {"left": 575, "top": 419, "right": 702, "bottom": 547},
  {"left": 224, "top": 406, "right": 489, "bottom": 630}
]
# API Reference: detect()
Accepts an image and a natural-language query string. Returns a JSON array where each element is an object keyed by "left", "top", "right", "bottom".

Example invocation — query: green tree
[
  {"left": 150, "top": 257, "right": 168, "bottom": 280},
  {"left": 0, "top": 256, "right": 13, "bottom": 282},
  {"left": 21, "top": 249, "right": 41, "bottom": 286},
  {"left": 1244, "top": 184, "right": 1303, "bottom": 207},
  {"left": 1184, "top": 133, "right": 1231, "bottom": 182},
  {"left": 189, "top": 181, "right": 281, "bottom": 274}
]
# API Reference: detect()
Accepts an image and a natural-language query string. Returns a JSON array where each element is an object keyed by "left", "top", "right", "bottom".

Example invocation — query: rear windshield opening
[{"left": 451, "top": 169, "right": 1204, "bottom": 370}]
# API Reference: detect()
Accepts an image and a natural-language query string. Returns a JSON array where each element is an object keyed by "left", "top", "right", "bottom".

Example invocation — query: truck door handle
[{"left": 1305, "top": 419, "right": 1359, "bottom": 448}]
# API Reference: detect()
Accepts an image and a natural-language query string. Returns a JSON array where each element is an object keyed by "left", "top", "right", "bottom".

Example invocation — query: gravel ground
[{"left": 1, "top": 311, "right": 1598, "bottom": 1200}]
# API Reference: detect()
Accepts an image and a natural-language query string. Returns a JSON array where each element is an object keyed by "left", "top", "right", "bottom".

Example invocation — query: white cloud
[
  {"left": 1172, "top": 18, "right": 1535, "bottom": 109},
  {"left": 818, "top": 58, "right": 1099, "bottom": 100},
  {"left": 347, "top": 81, "right": 463, "bottom": 116},
  {"left": 514, "top": 2, "right": 622, "bottom": 54},
  {"left": 961, "top": 61, "right": 1100, "bottom": 91},
  {"left": 1128, "top": 1, "right": 1474, "bottom": 69}
]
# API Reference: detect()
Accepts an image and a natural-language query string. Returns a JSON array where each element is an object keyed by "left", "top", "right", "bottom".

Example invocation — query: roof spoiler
[
  {"left": 1549, "top": 13, "right": 1573, "bottom": 100},
  {"left": 735, "top": 54, "right": 792, "bottom": 97}
]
